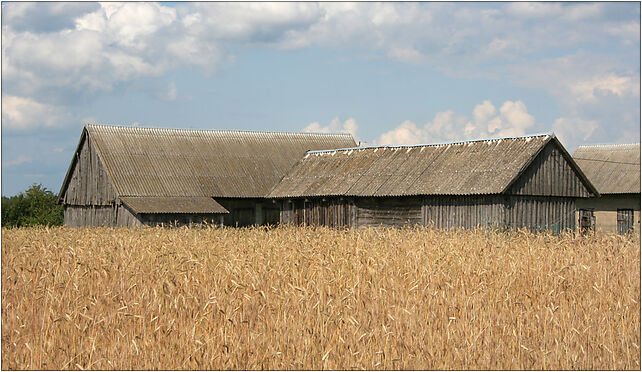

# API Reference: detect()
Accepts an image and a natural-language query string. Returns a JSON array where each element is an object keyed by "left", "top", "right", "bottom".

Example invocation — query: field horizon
[{"left": 2, "top": 226, "right": 640, "bottom": 370}]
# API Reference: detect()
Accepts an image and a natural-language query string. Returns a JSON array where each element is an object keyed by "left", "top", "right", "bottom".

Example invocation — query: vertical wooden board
[
  {"left": 90, "top": 138, "right": 96, "bottom": 205},
  {"left": 82, "top": 139, "right": 89, "bottom": 205}
]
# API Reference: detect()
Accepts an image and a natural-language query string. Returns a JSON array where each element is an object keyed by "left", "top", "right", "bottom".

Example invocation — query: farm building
[
  {"left": 58, "top": 125, "right": 356, "bottom": 227},
  {"left": 268, "top": 134, "right": 599, "bottom": 232},
  {"left": 573, "top": 143, "right": 640, "bottom": 234}
]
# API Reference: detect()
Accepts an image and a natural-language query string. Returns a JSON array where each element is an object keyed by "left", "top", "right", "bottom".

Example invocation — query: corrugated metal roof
[
  {"left": 120, "top": 196, "right": 229, "bottom": 214},
  {"left": 85, "top": 125, "right": 356, "bottom": 198},
  {"left": 268, "top": 134, "right": 555, "bottom": 198},
  {"left": 573, "top": 143, "right": 640, "bottom": 194}
]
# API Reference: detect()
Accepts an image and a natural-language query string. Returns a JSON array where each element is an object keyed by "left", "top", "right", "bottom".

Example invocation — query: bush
[{"left": 1, "top": 184, "right": 63, "bottom": 227}]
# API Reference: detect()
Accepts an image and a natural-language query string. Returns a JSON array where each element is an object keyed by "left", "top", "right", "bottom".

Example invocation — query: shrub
[{"left": 1, "top": 184, "right": 63, "bottom": 227}]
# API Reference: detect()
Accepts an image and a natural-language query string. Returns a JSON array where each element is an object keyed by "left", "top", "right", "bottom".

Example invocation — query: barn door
[{"left": 617, "top": 209, "right": 634, "bottom": 235}]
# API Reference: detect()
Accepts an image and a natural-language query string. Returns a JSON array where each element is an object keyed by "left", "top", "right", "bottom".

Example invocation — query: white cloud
[
  {"left": 376, "top": 120, "right": 428, "bottom": 146},
  {"left": 374, "top": 100, "right": 536, "bottom": 146},
  {"left": 472, "top": 100, "right": 499, "bottom": 132},
  {"left": 495, "top": 101, "right": 536, "bottom": 137},
  {"left": 3, "top": 155, "right": 32, "bottom": 167},
  {"left": 570, "top": 74, "right": 638, "bottom": 103},
  {"left": 387, "top": 46, "right": 425, "bottom": 64},
  {"left": 505, "top": 2, "right": 563, "bottom": 18},
  {"left": 1, "top": 95, "right": 69, "bottom": 131},
  {"left": 3, "top": 2, "right": 100, "bottom": 33},
  {"left": 3, "top": 2, "right": 637, "bottom": 105},
  {"left": 505, "top": 52, "right": 639, "bottom": 148},
  {"left": 185, "top": 2, "right": 324, "bottom": 43},
  {"left": 3, "top": 2, "right": 181, "bottom": 101},
  {"left": 552, "top": 117, "right": 599, "bottom": 152},
  {"left": 303, "top": 117, "right": 359, "bottom": 140},
  {"left": 0, "top": 2, "right": 638, "bottom": 151},
  {"left": 103, "top": 3, "right": 176, "bottom": 50}
]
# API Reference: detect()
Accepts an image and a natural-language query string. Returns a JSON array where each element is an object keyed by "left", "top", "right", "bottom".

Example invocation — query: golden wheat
[{"left": 1, "top": 226, "right": 639, "bottom": 370}]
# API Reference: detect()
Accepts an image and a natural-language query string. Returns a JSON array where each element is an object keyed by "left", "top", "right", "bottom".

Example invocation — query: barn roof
[
  {"left": 572, "top": 143, "right": 640, "bottom": 194},
  {"left": 119, "top": 196, "right": 229, "bottom": 214},
  {"left": 59, "top": 125, "right": 356, "bottom": 200},
  {"left": 269, "top": 133, "right": 595, "bottom": 198}
]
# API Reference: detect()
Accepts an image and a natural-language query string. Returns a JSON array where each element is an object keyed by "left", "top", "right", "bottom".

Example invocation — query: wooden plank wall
[
  {"left": 64, "top": 205, "right": 116, "bottom": 227},
  {"left": 279, "top": 199, "right": 354, "bottom": 227},
  {"left": 510, "top": 142, "right": 590, "bottom": 197},
  {"left": 279, "top": 195, "right": 577, "bottom": 233},
  {"left": 422, "top": 195, "right": 507, "bottom": 230},
  {"left": 506, "top": 196, "right": 576, "bottom": 231},
  {"left": 115, "top": 204, "right": 143, "bottom": 227},
  {"left": 63, "top": 134, "right": 117, "bottom": 206},
  {"left": 355, "top": 197, "right": 422, "bottom": 228},
  {"left": 65, "top": 204, "right": 143, "bottom": 227}
]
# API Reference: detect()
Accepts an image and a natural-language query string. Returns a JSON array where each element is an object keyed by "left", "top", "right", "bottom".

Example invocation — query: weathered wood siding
[
  {"left": 64, "top": 203, "right": 142, "bottom": 227},
  {"left": 65, "top": 204, "right": 142, "bottom": 227},
  {"left": 506, "top": 196, "right": 576, "bottom": 231},
  {"left": 64, "top": 203, "right": 227, "bottom": 228},
  {"left": 64, "top": 205, "right": 118, "bottom": 227},
  {"left": 62, "top": 134, "right": 117, "bottom": 206},
  {"left": 115, "top": 203, "right": 142, "bottom": 227},
  {"left": 279, "top": 195, "right": 577, "bottom": 232},
  {"left": 279, "top": 199, "right": 355, "bottom": 227},
  {"left": 281, "top": 197, "right": 422, "bottom": 228},
  {"left": 510, "top": 142, "right": 590, "bottom": 197},
  {"left": 355, "top": 197, "right": 422, "bottom": 228},
  {"left": 422, "top": 195, "right": 507, "bottom": 229}
]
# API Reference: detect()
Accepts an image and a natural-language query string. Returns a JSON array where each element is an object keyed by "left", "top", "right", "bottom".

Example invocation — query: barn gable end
[
  {"left": 59, "top": 129, "right": 118, "bottom": 206},
  {"left": 507, "top": 138, "right": 596, "bottom": 198}
]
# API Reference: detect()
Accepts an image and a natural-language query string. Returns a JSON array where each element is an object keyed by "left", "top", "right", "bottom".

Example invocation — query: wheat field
[{"left": 2, "top": 226, "right": 640, "bottom": 370}]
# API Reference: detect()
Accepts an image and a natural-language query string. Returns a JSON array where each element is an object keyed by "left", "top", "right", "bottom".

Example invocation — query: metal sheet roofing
[
  {"left": 268, "top": 134, "right": 557, "bottom": 198},
  {"left": 120, "top": 196, "right": 229, "bottom": 214},
  {"left": 573, "top": 143, "right": 640, "bottom": 194},
  {"left": 84, "top": 125, "right": 356, "bottom": 198}
]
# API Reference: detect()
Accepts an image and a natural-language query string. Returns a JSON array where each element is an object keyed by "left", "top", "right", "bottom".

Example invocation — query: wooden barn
[
  {"left": 268, "top": 134, "right": 599, "bottom": 232},
  {"left": 58, "top": 125, "right": 356, "bottom": 227},
  {"left": 573, "top": 143, "right": 640, "bottom": 234}
]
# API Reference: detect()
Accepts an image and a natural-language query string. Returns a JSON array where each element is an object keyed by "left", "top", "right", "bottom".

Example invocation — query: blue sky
[{"left": 1, "top": 2, "right": 640, "bottom": 196}]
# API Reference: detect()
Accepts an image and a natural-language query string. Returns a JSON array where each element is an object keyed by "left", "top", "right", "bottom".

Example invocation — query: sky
[{"left": 1, "top": 1, "right": 640, "bottom": 196}]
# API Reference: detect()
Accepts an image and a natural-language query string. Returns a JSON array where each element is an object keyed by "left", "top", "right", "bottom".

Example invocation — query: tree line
[{"left": 2, "top": 184, "right": 64, "bottom": 227}]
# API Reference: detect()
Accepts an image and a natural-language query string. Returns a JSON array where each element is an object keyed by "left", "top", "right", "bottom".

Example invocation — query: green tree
[{"left": 1, "top": 184, "right": 63, "bottom": 227}]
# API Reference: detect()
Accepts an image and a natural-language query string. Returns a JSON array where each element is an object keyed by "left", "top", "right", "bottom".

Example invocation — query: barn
[
  {"left": 573, "top": 143, "right": 640, "bottom": 234},
  {"left": 58, "top": 125, "right": 356, "bottom": 227},
  {"left": 268, "top": 134, "right": 599, "bottom": 232}
]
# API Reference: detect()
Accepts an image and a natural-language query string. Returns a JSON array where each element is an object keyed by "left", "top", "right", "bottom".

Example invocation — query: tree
[{"left": 1, "top": 184, "right": 63, "bottom": 227}]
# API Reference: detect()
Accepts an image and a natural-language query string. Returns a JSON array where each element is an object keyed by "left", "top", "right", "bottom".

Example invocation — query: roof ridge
[
  {"left": 307, "top": 132, "right": 554, "bottom": 154},
  {"left": 84, "top": 123, "right": 353, "bottom": 137},
  {"left": 576, "top": 143, "right": 640, "bottom": 149}
]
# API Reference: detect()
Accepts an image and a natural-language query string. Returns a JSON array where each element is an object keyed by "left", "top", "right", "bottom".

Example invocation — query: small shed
[
  {"left": 573, "top": 143, "right": 641, "bottom": 234},
  {"left": 268, "top": 134, "right": 598, "bottom": 232},
  {"left": 58, "top": 125, "right": 356, "bottom": 227}
]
